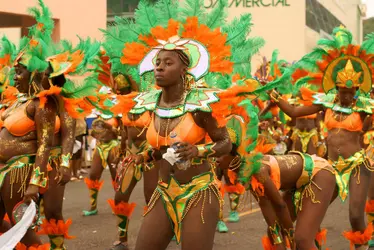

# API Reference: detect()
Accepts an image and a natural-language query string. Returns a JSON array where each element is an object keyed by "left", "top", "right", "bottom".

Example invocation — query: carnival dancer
[
  {"left": 90, "top": 51, "right": 157, "bottom": 249},
  {"left": 104, "top": 0, "right": 266, "bottom": 249},
  {"left": 238, "top": 141, "right": 336, "bottom": 249},
  {"left": 286, "top": 96, "right": 325, "bottom": 157},
  {"left": 220, "top": 100, "right": 336, "bottom": 249},
  {"left": 82, "top": 109, "right": 121, "bottom": 217},
  {"left": 0, "top": 1, "right": 101, "bottom": 248},
  {"left": 270, "top": 26, "right": 374, "bottom": 249},
  {"left": 283, "top": 68, "right": 326, "bottom": 157}
]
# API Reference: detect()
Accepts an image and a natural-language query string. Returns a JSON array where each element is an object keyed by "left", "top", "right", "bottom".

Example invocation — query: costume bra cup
[
  {"left": 122, "top": 112, "right": 151, "bottom": 127},
  {"left": 146, "top": 112, "right": 206, "bottom": 149},
  {"left": 324, "top": 108, "right": 363, "bottom": 132},
  {"left": 3, "top": 101, "right": 60, "bottom": 137}
]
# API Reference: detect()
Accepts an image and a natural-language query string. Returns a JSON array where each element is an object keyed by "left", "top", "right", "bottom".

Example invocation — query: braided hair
[{"left": 174, "top": 50, "right": 190, "bottom": 67}]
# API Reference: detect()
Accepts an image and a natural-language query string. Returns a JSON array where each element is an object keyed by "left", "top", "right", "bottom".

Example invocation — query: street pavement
[{"left": 58, "top": 170, "right": 359, "bottom": 250}]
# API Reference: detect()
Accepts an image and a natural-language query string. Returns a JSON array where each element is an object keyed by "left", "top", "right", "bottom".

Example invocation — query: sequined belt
[
  {"left": 328, "top": 150, "right": 371, "bottom": 202},
  {"left": 144, "top": 172, "right": 222, "bottom": 244},
  {"left": 96, "top": 139, "right": 119, "bottom": 168},
  {"left": 291, "top": 128, "right": 318, "bottom": 153}
]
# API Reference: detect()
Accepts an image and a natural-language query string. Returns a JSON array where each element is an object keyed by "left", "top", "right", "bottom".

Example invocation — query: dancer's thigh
[
  {"left": 295, "top": 170, "right": 335, "bottom": 250},
  {"left": 143, "top": 166, "right": 158, "bottom": 204},
  {"left": 181, "top": 193, "right": 220, "bottom": 250},
  {"left": 43, "top": 168, "right": 65, "bottom": 220},
  {"left": 89, "top": 151, "right": 104, "bottom": 180},
  {"left": 135, "top": 198, "right": 173, "bottom": 250}
]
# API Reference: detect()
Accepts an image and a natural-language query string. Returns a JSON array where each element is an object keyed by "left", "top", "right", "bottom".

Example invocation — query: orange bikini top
[
  {"left": 3, "top": 102, "right": 60, "bottom": 136},
  {"left": 146, "top": 112, "right": 206, "bottom": 149},
  {"left": 324, "top": 109, "right": 362, "bottom": 132},
  {"left": 122, "top": 112, "right": 151, "bottom": 127}
]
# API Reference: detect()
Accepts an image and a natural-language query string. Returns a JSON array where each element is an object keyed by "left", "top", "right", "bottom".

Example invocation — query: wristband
[
  {"left": 269, "top": 221, "right": 283, "bottom": 245},
  {"left": 60, "top": 153, "right": 72, "bottom": 168},
  {"left": 137, "top": 148, "right": 154, "bottom": 163},
  {"left": 270, "top": 90, "right": 280, "bottom": 103},
  {"left": 29, "top": 166, "right": 47, "bottom": 188},
  {"left": 196, "top": 143, "right": 216, "bottom": 158}
]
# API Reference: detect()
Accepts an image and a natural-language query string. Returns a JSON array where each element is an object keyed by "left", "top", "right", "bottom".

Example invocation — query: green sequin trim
[
  {"left": 313, "top": 92, "right": 374, "bottom": 114},
  {"left": 129, "top": 89, "right": 220, "bottom": 118}
]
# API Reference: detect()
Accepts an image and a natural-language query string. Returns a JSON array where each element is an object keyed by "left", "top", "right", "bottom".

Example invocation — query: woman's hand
[
  {"left": 269, "top": 89, "right": 280, "bottom": 103},
  {"left": 23, "top": 184, "right": 40, "bottom": 205},
  {"left": 56, "top": 167, "right": 71, "bottom": 185},
  {"left": 259, "top": 121, "right": 270, "bottom": 130},
  {"left": 174, "top": 142, "right": 198, "bottom": 160}
]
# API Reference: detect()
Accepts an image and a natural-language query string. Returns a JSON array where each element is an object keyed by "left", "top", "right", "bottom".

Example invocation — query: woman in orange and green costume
[
  {"left": 234, "top": 52, "right": 336, "bottom": 249},
  {"left": 104, "top": 1, "right": 265, "bottom": 249},
  {"left": 0, "top": 1, "right": 100, "bottom": 248},
  {"left": 82, "top": 50, "right": 157, "bottom": 249},
  {"left": 287, "top": 70, "right": 327, "bottom": 157},
  {"left": 271, "top": 26, "right": 374, "bottom": 249},
  {"left": 238, "top": 136, "right": 335, "bottom": 249}
]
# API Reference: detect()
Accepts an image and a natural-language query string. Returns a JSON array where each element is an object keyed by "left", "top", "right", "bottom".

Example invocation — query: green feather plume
[
  {"left": 222, "top": 14, "right": 253, "bottom": 47},
  {"left": 154, "top": 0, "right": 179, "bottom": 26},
  {"left": 61, "top": 77, "right": 100, "bottom": 99},
  {"left": 332, "top": 26, "right": 353, "bottom": 48},
  {"left": 0, "top": 36, "right": 17, "bottom": 64},
  {"left": 178, "top": 0, "right": 207, "bottom": 24},
  {"left": 231, "top": 37, "right": 265, "bottom": 78},
  {"left": 236, "top": 99, "right": 263, "bottom": 183},
  {"left": 205, "top": 0, "right": 227, "bottom": 29},
  {"left": 362, "top": 33, "right": 374, "bottom": 53},
  {"left": 134, "top": 0, "right": 158, "bottom": 34}
]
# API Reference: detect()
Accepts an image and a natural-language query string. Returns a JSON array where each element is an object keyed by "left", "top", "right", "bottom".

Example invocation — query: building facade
[
  {"left": 109, "top": 0, "right": 366, "bottom": 68},
  {"left": 0, "top": 0, "right": 365, "bottom": 70},
  {"left": 0, "top": 0, "right": 107, "bottom": 46}
]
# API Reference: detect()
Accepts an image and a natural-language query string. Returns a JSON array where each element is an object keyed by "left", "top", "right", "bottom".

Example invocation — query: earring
[
  {"left": 354, "top": 90, "right": 359, "bottom": 99},
  {"left": 181, "top": 75, "right": 185, "bottom": 85},
  {"left": 48, "top": 78, "right": 53, "bottom": 87}
]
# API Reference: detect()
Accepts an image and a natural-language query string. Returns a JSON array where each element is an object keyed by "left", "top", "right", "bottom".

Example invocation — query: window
[
  {"left": 306, "top": 0, "right": 346, "bottom": 34},
  {"left": 107, "top": 0, "right": 159, "bottom": 26},
  {"left": 320, "top": 30, "right": 332, "bottom": 39},
  {"left": 107, "top": 0, "right": 140, "bottom": 15}
]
